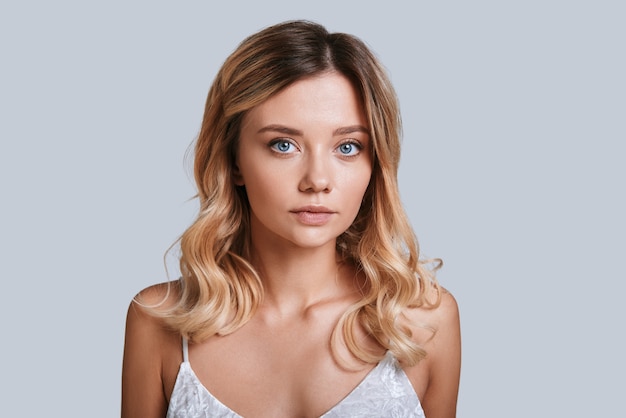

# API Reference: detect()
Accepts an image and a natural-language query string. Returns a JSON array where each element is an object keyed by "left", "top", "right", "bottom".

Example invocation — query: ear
[{"left": 232, "top": 161, "right": 245, "bottom": 186}]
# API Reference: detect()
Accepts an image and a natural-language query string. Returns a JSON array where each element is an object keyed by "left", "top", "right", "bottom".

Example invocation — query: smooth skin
[{"left": 122, "top": 73, "right": 461, "bottom": 417}]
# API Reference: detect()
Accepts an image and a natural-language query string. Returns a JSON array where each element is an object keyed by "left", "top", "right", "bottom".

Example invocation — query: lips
[{"left": 290, "top": 205, "right": 336, "bottom": 226}]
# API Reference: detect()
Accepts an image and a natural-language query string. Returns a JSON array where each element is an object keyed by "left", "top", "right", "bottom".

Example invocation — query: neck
[{"left": 249, "top": 236, "right": 350, "bottom": 315}]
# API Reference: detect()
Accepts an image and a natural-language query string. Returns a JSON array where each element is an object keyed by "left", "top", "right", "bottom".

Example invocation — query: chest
[
  {"left": 193, "top": 341, "right": 378, "bottom": 415},
  {"left": 167, "top": 350, "right": 424, "bottom": 418},
  {"left": 162, "top": 310, "right": 427, "bottom": 416}
]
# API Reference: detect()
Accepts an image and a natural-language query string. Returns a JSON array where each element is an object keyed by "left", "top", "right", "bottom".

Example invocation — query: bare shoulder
[
  {"left": 427, "top": 287, "right": 460, "bottom": 329},
  {"left": 402, "top": 287, "right": 461, "bottom": 418},
  {"left": 134, "top": 280, "right": 182, "bottom": 308},
  {"left": 124, "top": 281, "right": 180, "bottom": 338},
  {"left": 122, "top": 281, "right": 182, "bottom": 418},
  {"left": 124, "top": 280, "right": 183, "bottom": 357},
  {"left": 401, "top": 287, "right": 460, "bottom": 334}
]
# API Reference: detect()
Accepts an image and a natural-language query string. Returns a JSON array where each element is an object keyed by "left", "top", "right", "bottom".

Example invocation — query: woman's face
[{"left": 236, "top": 72, "right": 372, "bottom": 250}]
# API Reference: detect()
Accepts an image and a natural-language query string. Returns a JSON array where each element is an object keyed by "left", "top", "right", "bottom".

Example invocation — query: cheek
[
  {"left": 242, "top": 173, "right": 272, "bottom": 198},
  {"left": 344, "top": 166, "right": 372, "bottom": 207},
  {"left": 239, "top": 161, "right": 285, "bottom": 202},
  {"left": 237, "top": 152, "right": 270, "bottom": 189}
]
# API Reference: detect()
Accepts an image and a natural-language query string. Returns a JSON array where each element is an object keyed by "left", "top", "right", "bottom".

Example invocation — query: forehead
[{"left": 241, "top": 72, "right": 368, "bottom": 132}]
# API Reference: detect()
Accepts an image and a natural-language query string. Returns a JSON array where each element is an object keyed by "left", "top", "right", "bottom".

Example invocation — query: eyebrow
[
  {"left": 257, "top": 125, "right": 303, "bottom": 136},
  {"left": 333, "top": 125, "right": 370, "bottom": 136},
  {"left": 257, "top": 124, "right": 370, "bottom": 136}
]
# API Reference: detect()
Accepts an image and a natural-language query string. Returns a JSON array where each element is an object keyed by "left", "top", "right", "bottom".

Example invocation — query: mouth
[
  {"left": 290, "top": 206, "right": 336, "bottom": 225},
  {"left": 291, "top": 205, "right": 335, "bottom": 214}
]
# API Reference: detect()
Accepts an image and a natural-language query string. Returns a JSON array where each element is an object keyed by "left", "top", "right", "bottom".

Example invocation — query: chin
[{"left": 284, "top": 231, "right": 340, "bottom": 250}]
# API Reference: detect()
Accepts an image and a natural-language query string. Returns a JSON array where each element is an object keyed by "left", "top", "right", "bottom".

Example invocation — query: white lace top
[{"left": 166, "top": 338, "right": 425, "bottom": 417}]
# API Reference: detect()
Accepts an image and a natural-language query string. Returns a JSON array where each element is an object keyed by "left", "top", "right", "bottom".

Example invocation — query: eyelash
[
  {"left": 336, "top": 140, "right": 363, "bottom": 158},
  {"left": 267, "top": 138, "right": 364, "bottom": 158},
  {"left": 269, "top": 139, "right": 297, "bottom": 154}
]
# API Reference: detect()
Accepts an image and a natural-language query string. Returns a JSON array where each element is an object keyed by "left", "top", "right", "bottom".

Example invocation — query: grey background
[{"left": 1, "top": 1, "right": 624, "bottom": 417}]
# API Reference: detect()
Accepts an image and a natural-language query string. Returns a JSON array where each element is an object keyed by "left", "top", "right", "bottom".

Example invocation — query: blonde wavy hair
[{"left": 151, "top": 20, "right": 441, "bottom": 367}]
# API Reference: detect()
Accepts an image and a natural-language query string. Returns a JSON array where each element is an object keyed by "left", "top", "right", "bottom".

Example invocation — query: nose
[{"left": 298, "top": 151, "right": 332, "bottom": 193}]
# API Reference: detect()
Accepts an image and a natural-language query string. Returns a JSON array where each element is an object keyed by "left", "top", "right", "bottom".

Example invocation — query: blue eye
[
  {"left": 270, "top": 140, "right": 295, "bottom": 153},
  {"left": 337, "top": 142, "right": 360, "bottom": 156}
]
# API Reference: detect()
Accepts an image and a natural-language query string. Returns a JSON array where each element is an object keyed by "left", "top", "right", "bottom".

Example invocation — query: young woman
[{"left": 122, "top": 20, "right": 461, "bottom": 418}]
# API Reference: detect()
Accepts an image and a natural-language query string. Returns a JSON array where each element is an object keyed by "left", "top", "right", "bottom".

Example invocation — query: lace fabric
[{"left": 166, "top": 348, "right": 424, "bottom": 418}]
